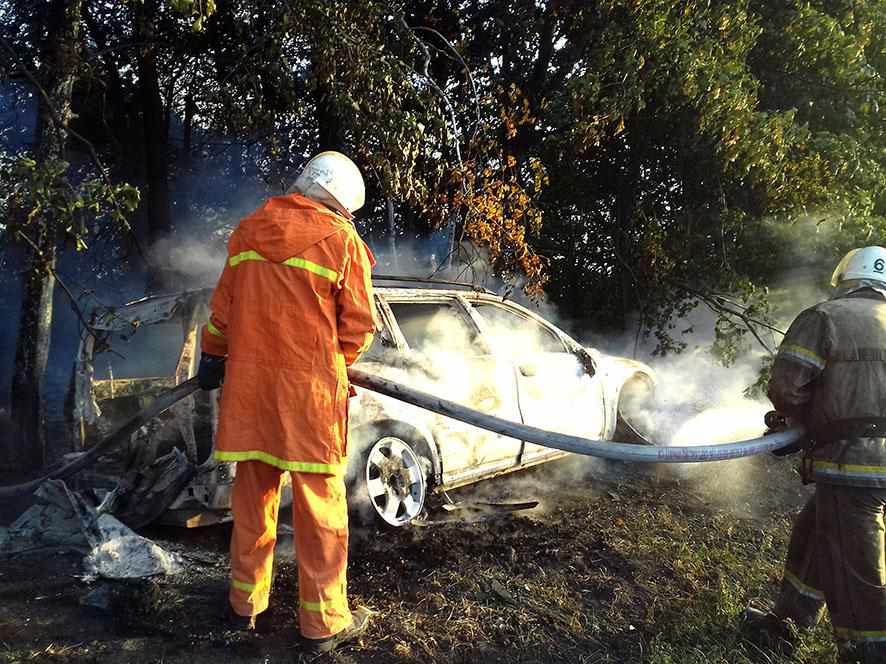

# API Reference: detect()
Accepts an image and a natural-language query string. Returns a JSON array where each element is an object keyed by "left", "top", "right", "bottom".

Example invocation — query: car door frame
[
  {"left": 376, "top": 290, "right": 526, "bottom": 485},
  {"left": 461, "top": 293, "right": 610, "bottom": 466}
]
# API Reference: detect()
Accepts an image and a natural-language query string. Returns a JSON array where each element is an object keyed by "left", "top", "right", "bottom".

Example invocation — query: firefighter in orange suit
[{"left": 197, "top": 151, "right": 377, "bottom": 653}]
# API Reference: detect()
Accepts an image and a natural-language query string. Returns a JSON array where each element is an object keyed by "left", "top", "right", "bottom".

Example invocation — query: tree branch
[
  {"left": 400, "top": 15, "right": 463, "bottom": 166},
  {"left": 666, "top": 279, "right": 782, "bottom": 356},
  {"left": 16, "top": 230, "right": 97, "bottom": 337},
  {"left": 397, "top": 16, "right": 480, "bottom": 274},
  {"left": 667, "top": 279, "right": 786, "bottom": 336},
  {"left": 0, "top": 34, "right": 152, "bottom": 271},
  {"left": 411, "top": 25, "right": 482, "bottom": 143}
]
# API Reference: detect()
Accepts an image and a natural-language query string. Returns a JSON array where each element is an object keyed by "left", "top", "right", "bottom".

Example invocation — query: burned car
[{"left": 71, "top": 279, "right": 654, "bottom": 527}]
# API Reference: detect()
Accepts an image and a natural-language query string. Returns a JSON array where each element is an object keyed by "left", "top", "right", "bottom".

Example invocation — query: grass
[{"left": 1, "top": 458, "right": 840, "bottom": 663}]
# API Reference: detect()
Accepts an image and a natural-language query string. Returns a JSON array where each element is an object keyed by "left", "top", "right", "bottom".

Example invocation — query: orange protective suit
[{"left": 201, "top": 192, "right": 376, "bottom": 638}]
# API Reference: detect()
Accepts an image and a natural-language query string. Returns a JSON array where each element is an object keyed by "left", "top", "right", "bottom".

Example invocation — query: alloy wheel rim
[{"left": 365, "top": 437, "right": 426, "bottom": 526}]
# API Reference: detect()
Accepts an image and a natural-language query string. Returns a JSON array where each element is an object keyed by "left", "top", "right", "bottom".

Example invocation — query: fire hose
[
  {"left": 0, "top": 378, "right": 200, "bottom": 498},
  {"left": 0, "top": 370, "right": 805, "bottom": 497},
  {"left": 346, "top": 369, "right": 806, "bottom": 463}
]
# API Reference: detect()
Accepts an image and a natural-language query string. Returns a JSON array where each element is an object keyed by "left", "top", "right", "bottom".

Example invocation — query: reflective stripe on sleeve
[
  {"left": 833, "top": 626, "right": 886, "bottom": 642},
  {"left": 214, "top": 450, "right": 343, "bottom": 475},
  {"left": 228, "top": 250, "right": 338, "bottom": 283},
  {"left": 207, "top": 320, "right": 225, "bottom": 338},
  {"left": 777, "top": 344, "right": 826, "bottom": 370},
  {"left": 784, "top": 569, "right": 825, "bottom": 600},
  {"left": 231, "top": 578, "right": 257, "bottom": 593},
  {"left": 813, "top": 461, "right": 886, "bottom": 482}
]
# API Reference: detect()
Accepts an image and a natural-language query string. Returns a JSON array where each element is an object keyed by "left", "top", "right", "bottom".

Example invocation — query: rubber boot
[
  {"left": 301, "top": 605, "right": 372, "bottom": 654},
  {"left": 223, "top": 604, "right": 273, "bottom": 634},
  {"left": 739, "top": 606, "right": 795, "bottom": 656}
]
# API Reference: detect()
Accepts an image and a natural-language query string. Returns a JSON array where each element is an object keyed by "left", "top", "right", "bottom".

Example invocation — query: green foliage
[
  {"left": 510, "top": 0, "right": 886, "bottom": 362},
  {"left": 709, "top": 281, "right": 774, "bottom": 366},
  {"left": 745, "top": 356, "right": 774, "bottom": 400},
  {"left": 2, "top": 153, "right": 140, "bottom": 252},
  {"left": 166, "top": 0, "right": 216, "bottom": 32},
  {"left": 3, "top": 0, "right": 883, "bottom": 360},
  {"left": 300, "top": 1, "right": 450, "bottom": 209}
]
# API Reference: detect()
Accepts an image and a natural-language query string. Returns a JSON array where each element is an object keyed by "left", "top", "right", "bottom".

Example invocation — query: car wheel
[
  {"left": 361, "top": 436, "right": 428, "bottom": 527},
  {"left": 615, "top": 375, "right": 655, "bottom": 444}
]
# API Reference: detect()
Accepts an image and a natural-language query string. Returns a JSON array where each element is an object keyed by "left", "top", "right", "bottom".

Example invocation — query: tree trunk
[
  {"left": 10, "top": 244, "right": 57, "bottom": 471},
  {"left": 183, "top": 84, "right": 196, "bottom": 162},
  {"left": 613, "top": 129, "right": 640, "bottom": 336},
  {"left": 136, "top": 0, "right": 173, "bottom": 290},
  {"left": 7, "top": 0, "right": 81, "bottom": 472},
  {"left": 315, "top": 79, "right": 346, "bottom": 153}
]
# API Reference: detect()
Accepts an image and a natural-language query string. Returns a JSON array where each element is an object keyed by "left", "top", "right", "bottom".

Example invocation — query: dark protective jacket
[{"left": 768, "top": 289, "right": 886, "bottom": 487}]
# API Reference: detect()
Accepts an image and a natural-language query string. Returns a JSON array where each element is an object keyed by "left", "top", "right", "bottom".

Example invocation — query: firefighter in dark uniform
[{"left": 746, "top": 246, "right": 886, "bottom": 663}]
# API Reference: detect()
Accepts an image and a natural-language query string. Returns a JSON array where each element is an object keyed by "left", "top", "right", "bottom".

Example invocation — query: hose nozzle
[{"left": 764, "top": 410, "right": 788, "bottom": 431}]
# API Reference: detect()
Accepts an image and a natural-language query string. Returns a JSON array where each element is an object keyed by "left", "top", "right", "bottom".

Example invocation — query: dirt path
[{"left": 1, "top": 456, "right": 834, "bottom": 664}]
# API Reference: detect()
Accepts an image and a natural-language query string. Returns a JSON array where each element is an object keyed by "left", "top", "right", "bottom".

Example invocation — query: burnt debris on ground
[{"left": 0, "top": 455, "right": 836, "bottom": 664}]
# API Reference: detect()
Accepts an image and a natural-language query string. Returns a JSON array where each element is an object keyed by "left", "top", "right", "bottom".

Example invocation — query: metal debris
[
  {"left": 415, "top": 500, "right": 539, "bottom": 526},
  {"left": 3, "top": 496, "right": 85, "bottom": 550},
  {"left": 100, "top": 447, "right": 196, "bottom": 529},
  {"left": 54, "top": 480, "right": 183, "bottom": 580},
  {"left": 2, "top": 479, "right": 182, "bottom": 580}
]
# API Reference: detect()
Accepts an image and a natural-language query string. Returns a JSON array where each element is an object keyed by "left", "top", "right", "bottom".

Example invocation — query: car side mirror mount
[
  {"left": 518, "top": 363, "right": 538, "bottom": 377},
  {"left": 576, "top": 348, "right": 596, "bottom": 377},
  {"left": 379, "top": 328, "right": 396, "bottom": 348}
]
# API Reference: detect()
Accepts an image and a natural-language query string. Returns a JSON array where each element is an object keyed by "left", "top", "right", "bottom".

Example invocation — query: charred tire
[
  {"left": 349, "top": 436, "right": 431, "bottom": 528},
  {"left": 601, "top": 374, "right": 659, "bottom": 481},
  {"left": 614, "top": 374, "right": 655, "bottom": 445}
]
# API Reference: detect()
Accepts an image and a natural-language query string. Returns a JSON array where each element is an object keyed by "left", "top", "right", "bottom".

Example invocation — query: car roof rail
[{"left": 372, "top": 274, "right": 496, "bottom": 294}]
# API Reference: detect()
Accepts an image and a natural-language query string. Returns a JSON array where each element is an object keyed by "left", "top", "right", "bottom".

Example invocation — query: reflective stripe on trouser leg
[
  {"left": 817, "top": 484, "right": 886, "bottom": 646},
  {"left": 291, "top": 470, "right": 351, "bottom": 639},
  {"left": 775, "top": 495, "right": 826, "bottom": 627},
  {"left": 229, "top": 460, "right": 284, "bottom": 617}
]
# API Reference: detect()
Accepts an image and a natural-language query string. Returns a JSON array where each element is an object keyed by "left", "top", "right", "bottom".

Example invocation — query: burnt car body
[{"left": 71, "top": 280, "right": 654, "bottom": 527}]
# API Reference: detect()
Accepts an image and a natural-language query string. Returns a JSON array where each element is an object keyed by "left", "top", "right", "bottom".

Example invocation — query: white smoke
[
  {"left": 628, "top": 349, "right": 770, "bottom": 447},
  {"left": 149, "top": 230, "right": 230, "bottom": 289},
  {"left": 141, "top": 224, "right": 823, "bottom": 523}
]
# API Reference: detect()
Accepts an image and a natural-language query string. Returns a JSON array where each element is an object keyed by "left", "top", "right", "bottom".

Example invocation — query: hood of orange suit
[{"left": 236, "top": 193, "right": 352, "bottom": 263}]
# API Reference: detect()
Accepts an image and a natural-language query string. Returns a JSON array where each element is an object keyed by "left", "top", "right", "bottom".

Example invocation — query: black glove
[
  {"left": 764, "top": 410, "right": 788, "bottom": 432},
  {"left": 764, "top": 410, "right": 806, "bottom": 457},
  {"left": 771, "top": 440, "right": 806, "bottom": 457},
  {"left": 197, "top": 353, "right": 226, "bottom": 391}
]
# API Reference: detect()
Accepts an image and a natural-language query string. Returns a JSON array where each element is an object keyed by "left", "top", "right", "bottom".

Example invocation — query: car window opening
[
  {"left": 471, "top": 303, "right": 566, "bottom": 356},
  {"left": 93, "top": 322, "right": 185, "bottom": 380},
  {"left": 388, "top": 302, "right": 482, "bottom": 357}
]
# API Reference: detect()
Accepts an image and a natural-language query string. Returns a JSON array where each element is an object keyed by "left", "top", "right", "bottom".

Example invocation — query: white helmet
[
  {"left": 288, "top": 151, "right": 365, "bottom": 218},
  {"left": 830, "top": 246, "right": 886, "bottom": 287}
]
